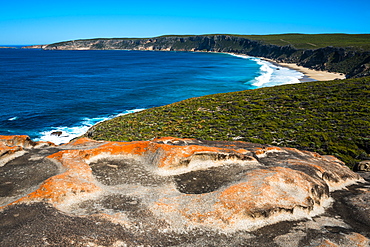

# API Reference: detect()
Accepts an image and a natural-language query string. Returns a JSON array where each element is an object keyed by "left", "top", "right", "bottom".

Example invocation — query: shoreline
[
  {"left": 225, "top": 52, "right": 345, "bottom": 82},
  {"left": 261, "top": 58, "right": 346, "bottom": 82}
]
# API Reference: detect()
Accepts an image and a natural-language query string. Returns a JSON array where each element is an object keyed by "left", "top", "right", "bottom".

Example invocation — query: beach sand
[{"left": 263, "top": 58, "right": 346, "bottom": 82}]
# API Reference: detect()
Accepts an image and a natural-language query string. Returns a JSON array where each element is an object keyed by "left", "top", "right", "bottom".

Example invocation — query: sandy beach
[{"left": 263, "top": 58, "right": 346, "bottom": 81}]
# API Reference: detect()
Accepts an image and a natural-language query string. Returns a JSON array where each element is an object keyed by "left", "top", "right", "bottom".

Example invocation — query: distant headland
[{"left": 0, "top": 46, "right": 18, "bottom": 49}]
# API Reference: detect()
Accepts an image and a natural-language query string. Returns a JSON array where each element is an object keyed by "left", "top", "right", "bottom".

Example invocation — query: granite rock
[{"left": 1, "top": 135, "right": 369, "bottom": 246}]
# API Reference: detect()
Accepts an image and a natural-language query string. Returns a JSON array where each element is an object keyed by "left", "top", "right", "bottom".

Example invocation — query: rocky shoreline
[{"left": 1, "top": 135, "right": 369, "bottom": 246}]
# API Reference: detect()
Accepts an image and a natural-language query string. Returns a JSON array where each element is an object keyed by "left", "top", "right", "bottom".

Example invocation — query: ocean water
[{"left": 0, "top": 49, "right": 304, "bottom": 144}]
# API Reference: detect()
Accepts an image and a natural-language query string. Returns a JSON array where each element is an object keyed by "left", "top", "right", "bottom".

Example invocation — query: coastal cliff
[
  {"left": 1, "top": 135, "right": 369, "bottom": 246},
  {"left": 43, "top": 35, "right": 370, "bottom": 78}
]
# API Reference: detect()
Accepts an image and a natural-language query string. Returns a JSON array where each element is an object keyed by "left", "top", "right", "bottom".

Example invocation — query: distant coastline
[
  {"left": 21, "top": 45, "right": 46, "bottom": 49},
  {"left": 39, "top": 34, "right": 370, "bottom": 79},
  {"left": 0, "top": 46, "right": 18, "bottom": 49}
]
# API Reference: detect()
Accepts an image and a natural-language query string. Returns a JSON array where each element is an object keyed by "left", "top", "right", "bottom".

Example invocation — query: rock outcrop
[
  {"left": 43, "top": 35, "right": 370, "bottom": 78},
  {"left": 1, "top": 135, "right": 369, "bottom": 246},
  {"left": 354, "top": 160, "right": 370, "bottom": 172},
  {"left": 21, "top": 45, "right": 47, "bottom": 49},
  {"left": 0, "top": 136, "right": 370, "bottom": 246}
]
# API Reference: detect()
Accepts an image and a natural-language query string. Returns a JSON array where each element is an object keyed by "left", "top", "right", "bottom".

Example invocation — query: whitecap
[
  {"left": 8, "top": 117, "right": 18, "bottom": 121},
  {"left": 227, "top": 53, "right": 304, "bottom": 88},
  {"left": 268, "top": 65, "right": 305, "bottom": 86},
  {"left": 228, "top": 53, "right": 252, "bottom": 60},
  {"left": 250, "top": 58, "right": 304, "bottom": 87},
  {"left": 249, "top": 59, "right": 275, "bottom": 87},
  {"left": 35, "top": 109, "right": 145, "bottom": 145},
  {"left": 37, "top": 126, "right": 91, "bottom": 145}
]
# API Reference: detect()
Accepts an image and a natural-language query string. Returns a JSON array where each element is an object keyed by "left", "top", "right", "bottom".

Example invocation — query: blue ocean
[{"left": 0, "top": 49, "right": 304, "bottom": 144}]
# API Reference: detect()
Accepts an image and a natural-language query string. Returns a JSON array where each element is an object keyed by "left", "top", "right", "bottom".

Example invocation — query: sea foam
[
  {"left": 228, "top": 54, "right": 304, "bottom": 87},
  {"left": 36, "top": 109, "right": 144, "bottom": 145}
]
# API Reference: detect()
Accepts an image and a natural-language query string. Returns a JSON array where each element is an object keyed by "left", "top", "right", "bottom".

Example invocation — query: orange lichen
[
  {"left": 315, "top": 239, "right": 339, "bottom": 247},
  {"left": 0, "top": 142, "right": 23, "bottom": 154},
  {"left": 19, "top": 172, "right": 100, "bottom": 204},
  {"left": 5, "top": 148, "right": 100, "bottom": 207},
  {"left": 217, "top": 167, "right": 315, "bottom": 215},
  {"left": 253, "top": 146, "right": 283, "bottom": 156},
  {"left": 0, "top": 135, "right": 363, "bottom": 234},
  {"left": 153, "top": 144, "right": 224, "bottom": 169},
  {"left": 345, "top": 232, "right": 370, "bottom": 246},
  {"left": 86, "top": 141, "right": 149, "bottom": 156},
  {"left": 0, "top": 135, "right": 33, "bottom": 147},
  {"left": 78, "top": 139, "right": 249, "bottom": 170},
  {"left": 322, "top": 155, "right": 345, "bottom": 163},
  {"left": 0, "top": 135, "right": 29, "bottom": 142},
  {"left": 153, "top": 165, "right": 328, "bottom": 230}
]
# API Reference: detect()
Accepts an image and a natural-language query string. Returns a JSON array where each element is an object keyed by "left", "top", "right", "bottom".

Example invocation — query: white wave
[
  {"left": 227, "top": 53, "right": 304, "bottom": 88},
  {"left": 36, "top": 109, "right": 145, "bottom": 145},
  {"left": 227, "top": 53, "right": 253, "bottom": 60},
  {"left": 269, "top": 65, "right": 305, "bottom": 86},
  {"left": 8, "top": 117, "right": 18, "bottom": 121},
  {"left": 250, "top": 59, "right": 304, "bottom": 87},
  {"left": 37, "top": 125, "right": 92, "bottom": 145},
  {"left": 250, "top": 59, "right": 275, "bottom": 87}
]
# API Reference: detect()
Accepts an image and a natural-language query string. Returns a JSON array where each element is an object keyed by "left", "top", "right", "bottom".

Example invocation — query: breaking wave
[
  {"left": 36, "top": 109, "right": 144, "bottom": 145},
  {"left": 228, "top": 54, "right": 305, "bottom": 88}
]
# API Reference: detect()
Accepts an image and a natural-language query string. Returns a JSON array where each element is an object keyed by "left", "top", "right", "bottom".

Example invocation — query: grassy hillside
[
  {"left": 51, "top": 34, "right": 370, "bottom": 51},
  {"left": 237, "top": 34, "right": 370, "bottom": 50},
  {"left": 159, "top": 34, "right": 370, "bottom": 51},
  {"left": 84, "top": 77, "right": 370, "bottom": 167}
]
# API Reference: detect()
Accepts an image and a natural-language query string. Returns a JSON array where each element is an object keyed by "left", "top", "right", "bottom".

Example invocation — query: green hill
[
  {"left": 159, "top": 33, "right": 370, "bottom": 51},
  {"left": 84, "top": 77, "right": 370, "bottom": 167},
  {"left": 236, "top": 33, "right": 370, "bottom": 51}
]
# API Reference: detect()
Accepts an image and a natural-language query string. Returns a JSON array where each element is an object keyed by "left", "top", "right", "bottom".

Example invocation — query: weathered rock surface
[
  {"left": 43, "top": 35, "right": 370, "bottom": 78},
  {"left": 1, "top": 135, "right": 369, "bottom": 246}
]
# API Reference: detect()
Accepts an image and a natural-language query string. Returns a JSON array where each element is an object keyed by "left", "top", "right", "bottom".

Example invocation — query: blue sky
[{"left": 1, "top": 0, "right": 369, "bottom": 45}]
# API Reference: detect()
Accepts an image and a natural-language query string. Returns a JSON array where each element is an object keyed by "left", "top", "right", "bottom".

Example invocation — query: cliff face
[
  {"left": 44, "top": 35, "right": 370, "bottom": 78},
  {"left": 1, "top": 135, "right": 369, "bottom": 246}
]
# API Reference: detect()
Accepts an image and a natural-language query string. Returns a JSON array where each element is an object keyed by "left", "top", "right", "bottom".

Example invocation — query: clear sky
[{"left": 1, "top": 0, "right": 369, "bottom": 45}]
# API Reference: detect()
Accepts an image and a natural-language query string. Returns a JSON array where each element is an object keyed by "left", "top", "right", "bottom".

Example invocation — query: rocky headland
[
  {"left": 1, "top": 135, "right": 369, "bottom": 246},
  {"left": 42, "top": 35, "right": 370, "bottom": 78},
  {"left": 22, "top": 45, "right": 47, "bottom": 49}
]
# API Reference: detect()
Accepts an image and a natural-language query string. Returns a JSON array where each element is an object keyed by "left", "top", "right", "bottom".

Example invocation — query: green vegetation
[
  {"left": 50, "top": 34, "right": 370, "bottom": 51},
  {"left": 159, "top": 33, "right": 370, "bottom": 51},
  {"left": 84, "top": 77, "right": 370, "bottom": 167},
  {"left": 236, "top": 34, "right": 370, "bottom": 51}
]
